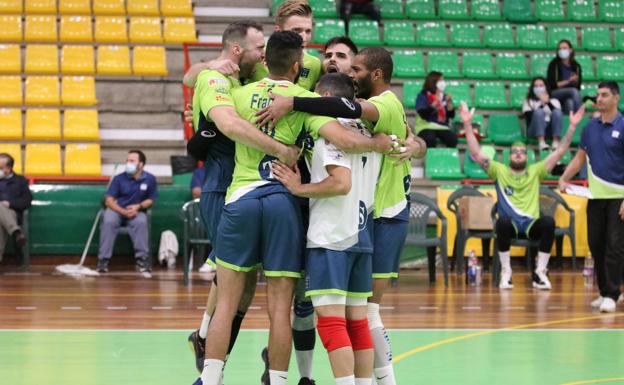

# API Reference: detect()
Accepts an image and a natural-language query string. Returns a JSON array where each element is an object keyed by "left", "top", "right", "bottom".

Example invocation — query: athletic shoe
[
  {"left": 192, "top": 378, "right": 202, "bottom": 385},
  {"left": 599, "top": 297, "right": 616, "bottom": 313},
  {"left": 532, "top": 269, "right": 552, "bottom": 290},
  {"left": 96, "top": 259, "right": 109, "bottom": 273},
  {"left": 12, "top": 229, "right": 26, "bottom": 247},
  {"left": 136, "top": 258, "right": 152, "bottom": 278},
  {"left": 188, "top": 329, "right": 206, "bottom": 374},
  {"left": 199, "top": 263, "right": 215, "bottom": 273},
  {"left": 298, "top": 378, "right": 316, "bottom": 385},
  {"left": 538, "top": 142, "right": 550, "bottom": 151},
  {"left": 591, "top": 296, "right": 604, "bottom": 308},
  {"left": 260, "top": 347, "right": 270, "bottom": 385},
  {"left": 499, "top": 269, "right": 514, "bottom": 289}
]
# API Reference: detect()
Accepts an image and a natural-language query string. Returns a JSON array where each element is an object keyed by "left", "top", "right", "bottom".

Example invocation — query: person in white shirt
[{"left": 522, "top": 76, "right": 564, "bottom": 151}]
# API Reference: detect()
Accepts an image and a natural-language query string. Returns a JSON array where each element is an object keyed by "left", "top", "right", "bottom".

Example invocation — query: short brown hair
[
  {"left": 275, "top": 0, "right": 312, "bottom": 27},
  {"left": 222, "top": 20, "right": 263, "bottom": 49}
]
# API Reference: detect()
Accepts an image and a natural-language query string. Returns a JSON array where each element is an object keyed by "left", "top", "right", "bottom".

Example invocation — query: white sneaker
[
  {"left": 591, "top": 296, "right": 604, "bottom": 308},
  {"left": 551, "top": 141, "right": 560, "bottom": 149},
  {"left": 499, "top": 269, "right": 514, "bottom": 289},
  {"left": 599, "top": 297, "right": 616, "bottom": 313},
  {"left": 199, "top": 263, "right": 215, "bottom": 273},
  {"left": 532, "top": 269, "right": 552, "bottom": 290},
  {"left": 538, "top": 142, "right": 550, "bottom": 151}
]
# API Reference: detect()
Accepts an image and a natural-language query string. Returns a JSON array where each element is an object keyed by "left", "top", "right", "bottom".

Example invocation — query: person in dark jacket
[
  {"left": 0, "top": 153, "right": 31, "bottom": 261},
  {"left": 546, "top": 39, "right": 582, "bottom": 114},
  {"left": 415, "top": 71, "right": 458, "bottom": 148},
  {"left": 340, "top": 0, "right": 382, "bottom": 35}
]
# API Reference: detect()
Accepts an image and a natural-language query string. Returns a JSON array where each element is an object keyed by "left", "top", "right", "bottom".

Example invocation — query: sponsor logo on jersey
[
  {"left": 201, "top": 130, "right": 217, "bottom": 138},
  {"left": 504, "top": 186, "right": 514, "bottom": 196},
  {"left": 215, "top": 95, "right": 231, "bottom": 102},
  {"left": 359, "top": 201, "right": 368, "bottom": 231},
  {"left": 208, "top": 78, "right": 228, "bottom": 87},
  {"left": 300, "top": 68, "right": 310, "bottom": 78}
]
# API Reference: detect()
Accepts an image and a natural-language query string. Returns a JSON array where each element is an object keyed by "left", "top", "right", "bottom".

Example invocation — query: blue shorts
[
  {"left": 372, "top": 217, "right": 408, "bottom": 278},
  {"left": 199, "top": 191, "right": 225, "bottom": 266},
  {"left": 214, "top": 193, "right": 304, "bottom": 277},
  {"left": 305, "top": 248, "right": 372, "bottom": 298}
]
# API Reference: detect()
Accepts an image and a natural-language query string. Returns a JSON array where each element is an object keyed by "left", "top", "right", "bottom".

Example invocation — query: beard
[
  {"left": 355, "top": 74, "right": 373, "bottom": 99},
  {"left": 239, "top": 60, "right": 255, "bottom": 79},
  {"left": 509, "top": 160, "right": 527, "bottom": 171}
]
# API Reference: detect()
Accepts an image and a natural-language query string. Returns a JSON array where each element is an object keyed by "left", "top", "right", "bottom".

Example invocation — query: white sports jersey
[{"left": 307, "top": 118, "right": 382, "bottom": 251}]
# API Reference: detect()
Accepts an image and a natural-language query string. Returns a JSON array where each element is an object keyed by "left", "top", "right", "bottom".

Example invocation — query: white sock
[
  {"left": 201, "top": 359, "right": 224, "bottom": 385},
  {"left": 295, "top": 349, "right": 314, "bottom": 379},
  {"left": 336, "top": 375, "right": 356, "bottom": 385},
  {"left": 499, "top": 251, "right": 511, "bottom": 273},
  {"left": 199, "top": 311, "right": 211, "bottom": 339},
  {"left": 355, "top": 378, "right": 372, "bottom": 385},
  {"left": 366, "top": 303, "right": 383, "bottom": 330},
  {"left": 537, "top": 251, "right": 550, "bottom": 272},
  {"left": 373, "top": 364, "right": 396, "bottom": 385},
  {"left": 269, "top": 370, "right": 288, "bottom": 385}
]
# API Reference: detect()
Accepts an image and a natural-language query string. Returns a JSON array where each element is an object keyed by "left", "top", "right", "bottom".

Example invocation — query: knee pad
[
  {"left": 316, "top": 316, "right": 351, "bottom": 353},
  {"left": 294, "top": 298, "right": 314, "bottom": 319},
  {"left": 347, "top": 318, "right": 373, "bottom": 351}
]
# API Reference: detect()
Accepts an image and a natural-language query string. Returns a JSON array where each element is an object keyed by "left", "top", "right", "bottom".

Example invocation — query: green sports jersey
[
  {"left": 250, "top": 51, "right": 321, "bottom": 91},
  {"left": 365, "top": 91, "right": 411, "bottom": 220},
  {"left": 227, "top": 78, "right": 335, "bottom": 203},
  {"left": 192, "top": 70, "right": 239, "bottom": 128}
]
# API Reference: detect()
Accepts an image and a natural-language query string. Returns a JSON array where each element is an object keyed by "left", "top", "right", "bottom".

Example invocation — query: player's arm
[
  {"left": 459, "top": 103, "right": 490, "bottom": 171},
  {"left": 183, "top": 59, "right": 239, "bottom": 87},
  {"left": 317, "top": 120, "right": 394, "bottom": 154},
  {"left": 272, "top": 161, "right": 351, "bottom": 198},
  {"left": 544, "top": 106, "right": 585, "bottom": 172},
  {"left": 558, "top": 149, "right": 587, "bottom": 192}
]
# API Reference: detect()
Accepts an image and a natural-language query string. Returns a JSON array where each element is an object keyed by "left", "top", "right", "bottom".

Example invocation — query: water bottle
[
  {"left": 583, "top": 254, "right": 594, "bottom": 287},
  {"left": 467, "top": 250, "right": 477, "bottom": 285}
]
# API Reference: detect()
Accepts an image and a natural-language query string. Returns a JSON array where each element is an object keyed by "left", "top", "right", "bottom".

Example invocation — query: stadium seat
[
  {"left": 95, "top": 17, "right": 129, "bottom": 43},
  {"left": 24, "top": 16, "right": 57, "bottom": 43},
  {"left": 133, "top": 46, "right": 168, "bottom": 76},
  {"left": 530, "top": 53, "right": 551, "bottom": 77},
  {"left": 309, "top": 0, "right": 338, "bottom": 18},
  {"left": 62, "top": 76, "right": 97, "bottom": 105},
  {"left": 164, "top": 17, "right": 197, "bottom": 43},
  {"left": 428, "top": 51, "right": 460, "bottom": 78},
  {"left": 60, "top": 16, "right": 93, "bottom": 43},
  {"left": 517, "top": 25, "right": 548, "bottom": 50},
  {"left": 597, "top": 56, "right": 624, "bottom": 81},
  {"left": 392, "top": 50, "right": 424, "bottom": 78},
  {"left": 129, "top": 17, "right": 163, "bottom": 43},
  {"left": 384, "top": 21, "right": 416, "bottom": 47},
  {"left": 483, "top": 24, "right": 515, "bottom": 48},
  {"left": 474, "top": 82, "right": 509, "bottom": 109},
  {"left": 25, "top": 108, "right": 61, "bottom": 140},
  {"left": 25, "top": 144, "right": 62, "bottom": 176},
  {"left": 599, "top": 0, "right": 624, "bottom": 22},
  {"left": 615, "top": 28, "right": 624, "bottom": 52},
  {"left": 402, "top": 80, "right": 422, "bottom": 109},
  {"left": 439, "top": 0, "right": 469, "bottom": 20},
  {"left": 502, "top": 148, "right": 535, "bottom": 164},
  {"left": 0, "top": 143, "right": 22, "bottom": 174},
  {"left": 462, "top": 52, "right": 494, "bottom": 79},
  {"left": 0, "top": 45, "right": 20, "bottom": 74},
  {"left": 25, "top": 76, "right": 60, "bottom": 105},
  {"left": 160, "top": 0, "right": 193, "bottom": 16},
  {"left": 379, "top": 0, "right": 403, "bottom": 19},
  {"left": 61, "top": 45, "right": 95, "bottom": 75},
  {"left": 93, "top": 0, "right": 126, "bottom": 15},
  {"left": 25, "top": 0, "right": 56, "bottom": 14},
  {"left": 97, "top": 45, "right": 131, "bottom": 75},
  {"left": 406, "top": 0, "right": 435, "bottom": 19},
  {"left": 0, "top": 109, "right": 22, "bottom": 140},
  {"left": 0, "top": 16, "right": 22, "bottom": 42},
  {"left": 446, "top": 81, "right": 472, "bottom": 106},
  {"left": 416, "top": 22, "right": 450, "bottom": 47},
  {"left": 450, "top": 23, "right": 481, "bottom": 48},
  {"left": 312, "top": 19, "right": 345, "bottom": 44},
  {"left": 509, "top": 82, "right": 529, "bottom": 109},
  {"left": 471, "top": 0, "right": 501, "bottom": 20},
  {"left": 349, "top": 20, "right": 381, "bottom": 46},
  {"left": 561, "top": 115, "right": 589, "bottom": 145},
  {"left": 63, "top": 109, "right": 99, "bottom": 140},
  {"left": 575, "top": 55, "right": 596, "bottom": 81},
  {"left": 536, "top": 0, "right": 564, "bottom": 21},
  {"left": 582, "top": 27, "right": 614, "bottom": 52},
  {"left": 502, "top": 0, "right": 535, "bottom": 23},
  {"left": 547, "top": 26, "right": 577, "bottom": 49},
  {"left": 0, "top": 0, "right": 22, "bottom": 13},
  {"left": 580, "top": 83, "right": 597, "bottom": 100},
  {"left": 25, "top": 44, "right": 59, "bottom": 74},
  {"left": 488, "top": 114, "right": 523, "bottom": 145},
  {"left": 127, "top": 0, "right": 160, "bottom": 16},
  {"left": 568, "top": 0, "right": 596, "bottom": 22},
  {"left": 0, "top": 76, "right": 21, "bottom": 105},
  {"left": 463, "top": 149, "right": 488, "bottom": 178},
  {"left": 425, "top": 148, "right": 465, "bottom": 180},
  {"left": 496, "top": 53, "right": 528, "bottom": 80},
  {"left": 65, "top": 144, "right": 102, "bottom": 176},
  {"left": 59, "top": 0, "right": 91, "bottom": 14}
]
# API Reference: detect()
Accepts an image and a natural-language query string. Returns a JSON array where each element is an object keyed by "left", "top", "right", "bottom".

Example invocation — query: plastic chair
[
  {"left": 575, "top": 55, "right": 595, "bottom": 81},
  {"left": 539, "top": 186, "right": 577, "bottom": 269},
  {"left": 446, "top": 81, "right": 472, "bottom": 107},
  {"left": 349, "top": 20, "right": 381, "bottom": 46},
  {"left": 24, "top": 16, "right": 57, "bottom": 43},
  {"left": 439, "top": 0, "right": 469, "bottom": 20},
  {"left": 462, "top": 52, "right": 494, "bottom": 79},
  {"left": 0, "top": 45, "right": 20, "bottom": 74},
  {"left": 406, "top": 0, "right": 435, "bottom": 19},
  {"left": 310, "top": 0, "right": 338, "bottom": 18},
  {"left": 384, "top": 21, "right": 416, "bottom": 47},
  {"left": 181, "top": 199, "right": 211, "bottom": 286},
  {"left": 561, "top": 116, "right": 588, "bottom": 146},
  {"left": 93, "top": 0, "right": 126, "bottom": 15},
  {"left": 582, "top": 27, "right": 614, "bottom": 52},
  {"left": 536, "top": 0, "right": 564, "bottom": 21},
  {"left": 129, "top": 17, "right": 163, "bottom": 43},
  {"left": 568, "top": 0, "right": 596, "bottom": 22},
  {"left": 474, "top": 82, "right": 509, "bottom": 109},
  {"left": 97, "top": 45, "right": 131, "bottom": 75},
  {"left": 65, "top": 144, "right": 102, "bottom": 176},
  {"left": 0, "top": 108, "right": 22, "bottom": 140},
  {"left": 406, "top": 192, "right": 449, "bottom": 285},
  {"left": 416, "top": 22, "right": 450, "bottom": 47},
  {"left": 63, "top": 109, "right": 99, "bottom": 140},
  {"left": 597, "top": 56, "right": 624, "bottom": 81},
  {"left": 60, "top": 16, "right": 93, "bottom": 43},
  {"left": 160, "top": 0, "right": 193, "bottom": 16},
  {"left": 463, "top": 149, "right": 488, "bottom": 179},
  {"left": 59, "top": 0, "right": 91, "bottom": 14},
  {"left": 0, "top": 143, "right": 22, "bottom": 174},
  {"left": 25, "top": 76, "right": 60, "bottom": 105},
  {"left": 95, "top": 16, "right": 128, "bottom": 43},
  {"left": 25, "top": 108, "right": 61, "bottom": 140},
  {"left": 502, "top": 0, "right": 535, "bottom": 23},
  {"left": 62, "top": 76, "right": 97, "bottom": 106},
  {"left": 393, "top": 50, "right": 424, "bottom": 78},
  {"left": 0, "top": 16, "right": 22, "bottom": 42},
  {"left": 25, "top": 143, "right": 61, "bottom": 176},
  {"left": 496, "top": 52, "right": 528, "bottom": 80},
  {"left": 25, "top": 0, "right": 56, "bottom": 13},
  {"left": 402, "top": 80, "right": 422, "bottom": 109},
  {"left": 25, "top": 44, "right": 59, "bottom": 74},
  {"left": 133, "top": 46, "right": 168, "bottom": 76},
  {"left": 488, "top": 114, "right": 523, "bottom": 145},
  {"left": 312, "top": 19, "right": 345, "bottom": 44},
  {"left": 615, "top": 28, "right": 624, "bottom": 52},
  {"left": 518, "top": 25, "right": 548, "bottom": 50},
  {"left": 484, "top": 23, "right": 515, "bottom": 49},
  {"left": 0, "top": 76, "right": 22, "bottom": 105},
  {"left": 599, "top": 0, "right": 624, "bottom": 22},
  {"left": 127, "top": 0, "right": 160, "bottom": 16},
  {"left": 163, "top": 17, "right": 197, "bottom": 43},
  {"left": 471, "top": 0, "right": 501, "bottom": 20},
  {"left": 530, "top": 53, "right": 551, "bottom": 77},
  {"left": 450, "top": 23, "right": 481, "bottom": 48},
  {"left": 425, "top": 148, "right": 465, "bottom": 180},
  {"left": 427, "top": 51, "right": 460, "bottom": 78},
  {"left": 547, "top": 26, "right": 577, "bottom": 50},
  {"left": 0, "top": 0, "right": 22, "bottom": 13},
  {"left": 61, "top": 45, "right": 95, "bottom": 75},
  {"left": 509, "top": 82, "right": 529, "bottom": 109}
]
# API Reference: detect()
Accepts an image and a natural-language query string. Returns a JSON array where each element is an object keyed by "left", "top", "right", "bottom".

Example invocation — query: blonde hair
[{"left": 275, "top": 0, "right": 312, "bottom": 27}]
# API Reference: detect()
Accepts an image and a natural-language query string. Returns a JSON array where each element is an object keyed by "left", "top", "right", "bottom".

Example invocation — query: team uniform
[{"left": 251, "top": 51, "right": 322, "bottom": 91}]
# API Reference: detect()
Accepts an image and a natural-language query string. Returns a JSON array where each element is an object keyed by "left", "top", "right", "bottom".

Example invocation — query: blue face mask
[{"left": 125, "top": 162, "right": 137, "bottom": 175}]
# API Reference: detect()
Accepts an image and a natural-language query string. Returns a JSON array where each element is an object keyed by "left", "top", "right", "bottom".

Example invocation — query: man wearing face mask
[
  {"left": 415, "top": 71, "right": 458, "bottom": 148},
  {"left": 0, "top": 153, "right": 31, "bottom": 262},
  {"left": 96, "top": 150, "right": 158, "bottom": 274}
]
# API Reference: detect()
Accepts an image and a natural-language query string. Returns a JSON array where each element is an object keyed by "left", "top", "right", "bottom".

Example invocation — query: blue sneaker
[{"left": 192, "top": 378, "right": 202, "bottom": 385}]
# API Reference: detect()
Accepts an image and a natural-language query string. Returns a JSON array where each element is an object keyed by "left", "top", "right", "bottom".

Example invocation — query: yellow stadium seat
[
  {"left": 25, "top": 143, "right": 61, "bottom": 176},
  {"left": 97, "top": 45, "right": 131, "bottom": 75},
  {"left": 95, "top": 17, "right": 128, "bottom": 43},
  {"left": 61, "top": 45, "right": 95, "bottom": 75},
  {"left": 25, "top": 108, "right": 61, "bottom": 140},
  {"left": 0, "top": 144, "right": 22, "bottom": 174},
  {"left": 163, "top": 17, "right": 196, "bottom": 43},
  {"left": 93, "top": 0, "right": 125, "bottom": 15},
  {"left": 64, "top": 143, "right": 102, "bottom": 176},
  {"left": 133, "top": 46, "right": 168, "bottom": 76},
  {"left": 60, "top": 16, "right": 93, "bottom": 43},
  {"left": 25, "top": 76, "right": 60, "bottom": 105},
  {"left": 0, "top": 0, "right": 22, "bottom": 13},
  {"left": 0, "top": 16, "right": 22, "bottom": 42},
  {"left": 25, "top": 44, "right": 59, "bottom": 74},
  {"left": 161, "top": 0, "right": 192, "bottom": 16},
  {"left": 129, "top": 17, "right": 162, "bottom": 43},
  {"left": 0, "top": 45, "right": 20, "bottom": 74},
  {"left": 0, "top": 109, "right": 22, "bottom": 140},
  {"left": 25, "top": 0, "right": 56, "bottom": 14},
  {"left": 0, "top": 76, "right": 22, "bottom": 105},
  {"left": 61, "top": 76, "right": 97, "bottom": 106},
  {"left": 127, "top": 0, "right": 159, "bottom": 16},
  {"left": 63, "top": 109, "right": 99, "bottom": 140},
  {"left": 25, "top": 16, "right": 57, "bottom": 43},
  {"left": 59, "top": 0, "right": 91, "bottom": 14}
]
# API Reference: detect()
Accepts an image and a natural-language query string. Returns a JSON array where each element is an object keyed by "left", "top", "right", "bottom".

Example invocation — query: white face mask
[
  {"left": 125, "top": 162, "right": 138, "bottom": 175},
  {"left": 436, "top": 80, "right": 446, "bottom": 92},
  {"left": 533, "top": 86, "right": 546, "bottom": 96},
  {"left": 558, "top": 49, "right": 570, "bottom": 60}
]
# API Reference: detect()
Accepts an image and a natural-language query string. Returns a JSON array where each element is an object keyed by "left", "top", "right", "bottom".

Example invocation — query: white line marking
[
  {"left": 419, "top": 306, "right": 438, "bottom": 310},
  {"left": 107, "top": 306, "right": 127, "bottom": 310},
  {"left": 61, "top": 306, "right": 82, "bottom": 310},
  {"left": 15, "top": 306, "right": 36, "bottom": 310},
  {"left": 380, "top": 306, "right": 395, "bottom": 310},
  {"left": 462, "top": 306, "right": 482, "bottom": 310},
  {"left": 151, "top": 306, "right": 172, "bottom": 310},
  {"left": 1, "top": 328, "right": 623, "bottom": 332},
  {"left": 196, "top": 306, "right": 206, "bottom": 310},
  {"left": 248, "top": 306, "right": 262, "bottom": 310}
]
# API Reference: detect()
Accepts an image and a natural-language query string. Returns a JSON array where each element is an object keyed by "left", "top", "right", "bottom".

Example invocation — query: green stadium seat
[
  {"left": 536, "top": 0, "right": 564, "bottom": 22},
  {"left": 597, "top": 56, "right": 624, "bottom": 81},
  {"left": 582, "top": 27, "right": 614, "bottom": 52},
  {"left": 378, "top": 0, "right": 404, "bottom": 19},
  {"left": 453, "top": 113, "right": 487, "bottom": 140},
  {"left": 489, "top": 115, "right": 524, "bottom": 145},
  {"left": 402, "top": 80, "right": 423, "bottom": 109},
  {"left": 393, "top": 50, "right": 425, "bottom": 78},
  {"left": 463, "top": 150, "right": 488, "bottom": 178},
  {"left": 561, "top": 116, "right": 588, "bottom": 145},
  {"left": 484, "top": 24, "right": 515, "bottom": 49},
  {"left": 462, "top": 52, "right": 495, "bottom": 79},
  {"left": 502, "top": 148, "right": 535, "bottom": 164},
  {"left": 384, "top": 21, "right": 416, "bottom": 46},
  {"left": 575, "top": 55, "right": 596, "bottom": 81},
  {"left": 349, "top": 20, "right": 381, "bottom": 46},
  {"left": 446, "top": 81, "right": 472, "bottom": 106},
  {"left": 309, "top": 0, "right": 338, "bottom": 18},
  {"left": 518, "top": 25, "right": 548, "bottom": 50},
  {"left": 509, "top": 82, "right": 529, "bottom": 109},
  {"left": 496, "top": 53, "right": 528, "bottom": 80},
  {"left": 450, "top": 23, "right": 481, "bottom": 48},
  {"left": 615, "top": 28, "right": 624, "bottom": 51},
  {"left": 547, "top": 26, "right": 577, "bottom": 50},
  {"left": 474, "top": 82, "right": 509, "bottom": 109},
  {"left": 530, "top": 53, "right": 552, "bottom": 77},
  {"left": 406, "top": 0, "right": 436, "bottom": 20},
  {"left": 425, "top": 148, "right": 465, "bottom": 180},
  {"left": 416, "top": 22, "right": 450, "bottom": 47},
  {"left": 471, "top": 0, "right": 502, "bottom": 21},
  {"left": 568, "top": 0, "right": 596, "bottom": 22},
  {"left": 439, "top": 0, "right": 469, "bottom": 20},
  {"left": 428, "top": 51, "right": 460, "bottom": 78},
  {"left": 312, "top": 19, "right": 345, "bottom": 44},
  {"left": 599, "top": 0, "right": 624, "bottom": 22},
  {"left": 502, "top": 0, "right": 535, "bottom": 23},
  {"left": 580, "top": 83, "right": 597, "bottom": 99}
]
